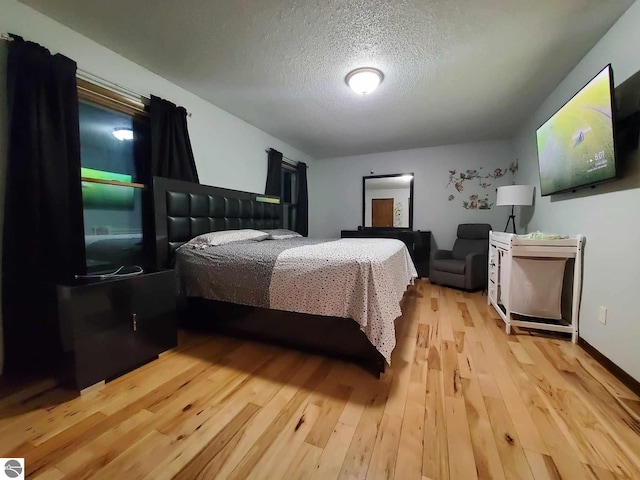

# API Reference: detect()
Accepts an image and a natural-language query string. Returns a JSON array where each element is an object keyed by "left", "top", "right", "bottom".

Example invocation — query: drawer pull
[{"left": 132, "top": 313, "right": 137, "bottom": 332}]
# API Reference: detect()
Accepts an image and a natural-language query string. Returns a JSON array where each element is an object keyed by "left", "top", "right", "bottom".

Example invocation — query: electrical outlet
[{"left": 599, "top": 306, "right": 607, "bottom": 325}]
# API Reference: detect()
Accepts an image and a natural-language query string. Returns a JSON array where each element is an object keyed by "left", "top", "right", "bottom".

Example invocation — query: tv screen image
[
  {"left": 536, "top": 65, "right": 617, "bottom": 196},
  {"left": 81, "top": 167, "right": 135, "bottom": 210}
]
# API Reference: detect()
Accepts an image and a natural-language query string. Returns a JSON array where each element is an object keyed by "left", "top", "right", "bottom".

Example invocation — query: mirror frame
[{"left": 362, "top": 173, "right": 414, "bottom": 230}]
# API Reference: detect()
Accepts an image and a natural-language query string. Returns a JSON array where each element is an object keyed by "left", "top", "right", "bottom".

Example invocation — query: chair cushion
[
  {"left": 431, "top": 258, "right": 466, "bottom": 275},
  {"left": 457, "top": 223, "right": 492, "bottom": 240},
  {"left": 452, "top": 238, "right": 486, "bottom": 260}
]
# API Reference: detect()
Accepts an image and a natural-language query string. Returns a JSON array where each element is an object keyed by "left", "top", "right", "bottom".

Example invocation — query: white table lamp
[{"left": 496, "top": 185, "right": 534, "bottom": 234}]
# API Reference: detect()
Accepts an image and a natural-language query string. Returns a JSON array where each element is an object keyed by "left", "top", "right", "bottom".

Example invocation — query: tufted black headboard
[{"left": 152, "top": 176, "right": 282, "bottom": 268}]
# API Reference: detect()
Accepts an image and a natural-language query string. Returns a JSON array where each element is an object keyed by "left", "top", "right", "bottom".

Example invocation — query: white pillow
[
  {"left": 263, "top": 229, "right": 302, "bottom": 240},
  {"left": 187, "top": 229, "right": 269, "bottom": 247}
]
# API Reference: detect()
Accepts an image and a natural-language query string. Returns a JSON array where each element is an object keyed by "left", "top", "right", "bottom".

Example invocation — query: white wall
[
  {"left": 512, "top": 0, "right": 640, "bottom": 381},
  {"left": 365, "top": 188, "right": 411, "bottom": 227},
  {"left": 310, "top": 140, "right": 515, "bottom": 250},
  {"left": 0, "top": 0, "right": 314, "bottom": 374}
]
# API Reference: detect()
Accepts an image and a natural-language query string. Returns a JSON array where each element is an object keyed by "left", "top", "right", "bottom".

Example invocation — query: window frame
[
  {"left": 281, "top": 162, "right": 298, "bottom": 230},
  {"left": 77, "top": 78, "right": 149, "bottom": 190}
]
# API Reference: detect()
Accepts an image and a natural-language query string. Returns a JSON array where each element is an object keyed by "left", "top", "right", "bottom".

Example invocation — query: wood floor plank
[
  {"left": 445, "top": 396, "right": 478, "bottom": 480},
  {"left": 467, "top": 340, "right": 502, "bottom": 399},
  {"left": 442, "top": 340, "right": 462, "bottom": 398},
  {"left": 90, "top": 430, "right": 176, "bottom": 479},
  {"left": 338, "top": 387, "right": 370, "bottom": 428},
  {"left": 384, "top": 327, "right": 417, "bottom": 417},
  {"left": 57, "top": 409, "right": 156, "bottom": 479},
  {"left": 0, "top": 281, "right": 638, "bottom": 480},
  {"left": 7, "top": 411, "right": 109, "bottom": 478},
  {"left": 172, "top": 402, "right": 261, "bottom": 480},
  {"left": 422, "top": 367, "right": 449, "bottom": 480},
  {"left": 523, "top": 449, "right": 562, "bottom": 480},
  {"left": 466, "top": 297, "right": 549, "bottom": 454},
  {"left": 410, "top": 346, "right": 428, "bottom": 385},
  {"left": 507, "top": 340, "right": 535, "bottom": 365},
  {"left": 245, "top": 402, "right": 322, "bottom": 480},
  {"left": 337, "top": 385, "right": 389, "bottom": 480},
  {"left": 570, "top": 347, "right": 639, "bottom": 401},
  {"left": 32, "top": 467, "right": 65, "bottom": 480},
  {"left": 305, "top": 383, "right": 352, "bottom": 448},
  {"left": 0, "top": 378, "right": 60, "bottom": 412},
  {"left": 366, "top": 413, "right": 403, "bottom": 480},
  {"left": 54, "top": 443, "right": 97, "bottom": 475},
  {"left": 437, "top": 292, "right": 458, "bottom": 342},
  {"left": 64, "top": 358, "right": 263, "bottom": 479},
  {"left": 283, "top": 442, "right": 323, "bottom": 480},
  {"left": 460, "top": 377, "right": 506, "bottom": 480},
  {"left": 582, "top": 463, "right": 624, "bottom": 480},
  {"left": 561, "top": 359, "right": 640, "bottom": 470},
  {"left": 226, "top": 360, "right": 331, "bottom": 480},
  {"left": 582, "top": 427, "right": 640, "bottom": 478},
  {"left": 484, "top": 395, "right": 534, "bottom": 480},
  {"left": 310, "top": 421, "right": 357, "bottom": 480},
  {"left": 203, "top": 355, "right": 325, "bottom": 480},
  {"left": 525, "top": 393, "right": 592, "bottom": 480},
  {"left": 394, "top": 382, "right": 426, "bottom": 480}
]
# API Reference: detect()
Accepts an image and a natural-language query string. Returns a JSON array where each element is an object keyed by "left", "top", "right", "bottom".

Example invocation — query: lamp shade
[{"left": 496, "top": 185, "right": 534, "bottom": 206}]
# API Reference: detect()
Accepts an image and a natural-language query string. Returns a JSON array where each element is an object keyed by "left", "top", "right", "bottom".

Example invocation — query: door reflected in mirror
[{"left": 363, "top": 174, "right": 414, "bottom": 229}]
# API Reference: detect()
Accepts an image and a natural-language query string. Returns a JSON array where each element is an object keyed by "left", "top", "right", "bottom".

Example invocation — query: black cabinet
[
  {"left": 340, "top": 229, "right": 431, "bottom": 278},
  {"left": 57, "top": 269, "right": 177, "bottom": 390}
]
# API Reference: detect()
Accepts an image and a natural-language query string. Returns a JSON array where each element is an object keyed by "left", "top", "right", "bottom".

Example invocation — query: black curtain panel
[
  {"left": 149, "top": 95, "right": 199, "bottom": 183},
  {"left": 2, "top": 35, "right": 86, "bottom": 372},
  {"left": 295, "top": 162, "right": 309, "bottom": 237},
  {"left": 265, "top": 148, "right": 283, "bottom": 196}
]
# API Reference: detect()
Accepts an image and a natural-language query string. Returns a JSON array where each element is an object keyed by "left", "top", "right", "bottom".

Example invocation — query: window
[
  {"left": 77, "top": 79, "right": 151, "bottom": 273},
  {"left": 281, "top": 163, "right": 298, "bottom": 230}
]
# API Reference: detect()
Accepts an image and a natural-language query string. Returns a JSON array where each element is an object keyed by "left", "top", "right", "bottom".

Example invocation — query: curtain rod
[
  {"left": 77, "top": 69, "right": 148, "bottom": 107},
  {"left": 1, "top": 32, "right": 192, "bottom": 117},
  {"left": 77, "top": 69, "right": 192, "bottom": 118},
  {"left": 264, "top": 149, "right": 302, "bottom": 166}
]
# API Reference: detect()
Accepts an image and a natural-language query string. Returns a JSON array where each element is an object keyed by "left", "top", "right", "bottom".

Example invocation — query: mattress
[{"left": 175, "top": 237, "right": 418, "bottom": 363}]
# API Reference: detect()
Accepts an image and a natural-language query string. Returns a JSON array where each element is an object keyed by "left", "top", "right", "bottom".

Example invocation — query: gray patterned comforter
[
  {"left": 175, "top": 237, "right": 417, "bottom": 363},
  {"left": 176, "top": 237, "right": 328, "bottom": 307}
]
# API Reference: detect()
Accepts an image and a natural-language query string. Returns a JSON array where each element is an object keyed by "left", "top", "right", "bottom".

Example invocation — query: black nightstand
[{"left": 57, "top": 269, "right": 177, "bottom": 391}]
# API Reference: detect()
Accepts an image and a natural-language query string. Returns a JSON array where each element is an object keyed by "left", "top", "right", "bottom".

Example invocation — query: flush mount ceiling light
[
  {"left": 345, "top": 67, "right": 384, "bottom": 95},
  {"left": 113, "top": 128, "right": 134, "bottom": 141}
]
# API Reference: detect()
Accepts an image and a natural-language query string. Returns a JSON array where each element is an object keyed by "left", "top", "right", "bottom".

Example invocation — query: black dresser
[
  {"left": 57, "top": 269, "right": 177, "bottom": 390},
  {"left": 340, "top": 229, "right": 431, "bottom": 277}
]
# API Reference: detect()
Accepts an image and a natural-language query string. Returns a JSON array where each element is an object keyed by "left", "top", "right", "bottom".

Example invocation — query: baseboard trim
[{"left": 578, "top": 337, "right": 640, "bottom": 397}]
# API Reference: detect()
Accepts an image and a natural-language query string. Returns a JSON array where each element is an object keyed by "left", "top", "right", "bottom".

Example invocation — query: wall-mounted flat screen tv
[{"left": 536, "top": 64, "right": 618, "bottom": 196}]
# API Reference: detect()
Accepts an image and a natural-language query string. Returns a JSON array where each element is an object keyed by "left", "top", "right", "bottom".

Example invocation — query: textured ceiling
[{"left": 20, "top": 0, "right": 634, "bottom": 159}]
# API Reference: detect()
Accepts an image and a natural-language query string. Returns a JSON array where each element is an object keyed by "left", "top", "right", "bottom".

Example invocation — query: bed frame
[{"left": 152, "top": 176, "right": 387, "bottom": 376}]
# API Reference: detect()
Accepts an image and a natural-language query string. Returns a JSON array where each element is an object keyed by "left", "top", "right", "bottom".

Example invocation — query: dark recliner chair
[{"left": 429, "top": 224, "right": 491, "bottom": 291}]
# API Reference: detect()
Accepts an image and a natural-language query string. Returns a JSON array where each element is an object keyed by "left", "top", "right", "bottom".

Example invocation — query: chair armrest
[
  {"left": 466, "top": 252, "right": 488, "bottom": 289},
  {"left": 431, "top": 249, "right": 453, "bottom": 261},
  {"left": 466, "top": 252, "right": 488, "bottom": 272}
]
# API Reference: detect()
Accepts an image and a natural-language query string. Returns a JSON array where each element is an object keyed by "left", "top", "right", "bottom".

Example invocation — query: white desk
[{"left": 487, "top": 231, "right": 584, "bottom": 343}]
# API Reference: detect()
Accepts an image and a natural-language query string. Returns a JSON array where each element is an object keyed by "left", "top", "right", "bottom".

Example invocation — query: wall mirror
[{"left": 362, "top": 173, "right": 414, "bottom": 229}]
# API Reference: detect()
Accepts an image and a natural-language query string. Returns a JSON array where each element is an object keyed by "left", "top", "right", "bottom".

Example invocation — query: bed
[{"left": 153, "top": 176, "right": 417, "bottom": 375}]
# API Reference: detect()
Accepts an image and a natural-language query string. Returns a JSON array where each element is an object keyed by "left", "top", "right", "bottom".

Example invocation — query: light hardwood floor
[{"left": 1, "top": 280, "right": 639, "bottom": 479}]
